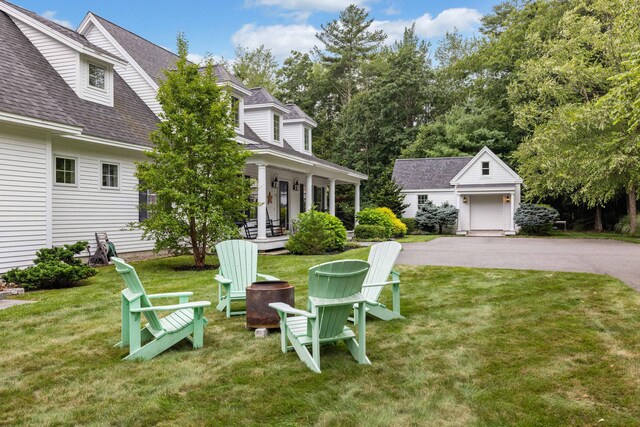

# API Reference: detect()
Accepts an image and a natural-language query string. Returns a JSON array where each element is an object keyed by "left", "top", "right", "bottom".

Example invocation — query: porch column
[
  {"left": 257, "top": 163, "right": 267, "bottom": 240},
  {"left": 329, "top": 179, "right": 336, "bottom": 216},
  {"left": 510, "top": 191, "right": 516, "bottom": 231},
  {"left": 305, "top": 173, "right": 313, "bottom": 211},
  {"left": 457, "top": 194, "right": 463, "bottom": 233},
  {"left": 354, "top": 182, "right": 361, "bottom": 224}
]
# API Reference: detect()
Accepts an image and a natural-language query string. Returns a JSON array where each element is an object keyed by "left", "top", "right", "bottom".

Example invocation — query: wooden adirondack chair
[
  {"left": 269, "top": 259, "right": 371, "bottom": 373},
  {"left": 112, "top": 257, "right": 211, "bottom": 361},
  {"left": 352, "top": 241, "right": 404, "bottom": 324},
  {"left": 214, "top": 240, "right": 279, "bottom": 317}
]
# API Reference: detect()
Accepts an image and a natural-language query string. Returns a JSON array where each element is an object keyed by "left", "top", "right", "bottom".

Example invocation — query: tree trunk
[
  {"left": 628, "top": 186, "right": 638, "bottom": 235},
  {"left": 594, "top": 206, "right": 603, "bottom": 233},
  {"left": 189, "top": 217, "right": 205, "bottom": 268}
]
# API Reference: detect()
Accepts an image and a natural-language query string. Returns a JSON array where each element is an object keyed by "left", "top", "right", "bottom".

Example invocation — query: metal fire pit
[{"left": 246, "top": 280, "right": 294, "bottom": 329}]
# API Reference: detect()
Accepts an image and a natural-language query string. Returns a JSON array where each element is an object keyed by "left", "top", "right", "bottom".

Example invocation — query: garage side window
[
  {"left": 481, "top": 161, "right": 490, "bottom": 176},
  {"left": 418, "top": 194, "right": 429, "bottom": 207},
  {"left": 55, "top": 157, "right": 76, "bottom": 185}
]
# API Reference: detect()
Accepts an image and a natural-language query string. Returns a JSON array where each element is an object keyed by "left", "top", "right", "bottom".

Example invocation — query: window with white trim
[
  {"left": 55, "top": 157, "right": 76, "bottom": 185},
  {"left": 273, "top": 114, "right": 280, "bottom": 142},
  {"left": 231, "top": 96, "right": 240, "bottom": 128},
  {"left": 481, "top": 161, "right": 490, "bottom": 176},
  {"left": 89, "top": 63, "right": 105, "bottom": 89},
  {"left": 418, "top": 194, "right": 429, "bottom": 207},
  {"left": 101, "top": 163, "right": 119, "bottom": 188},
  {"left": 304, "top": 127, "right": 310, "bottom": 151}
]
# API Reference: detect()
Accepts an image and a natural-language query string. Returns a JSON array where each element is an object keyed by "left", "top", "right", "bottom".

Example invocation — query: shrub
[
  {"left": 356, "top": 208, "right": 393, "bottom": 238},
  {"left": 286, "top": 210, "right": 347, "bottom": 254},
  {"left": 401, "top": 217, "right": 418, "bottom": 234},
  {"left": 2, "top": 241, "right": 97, "bottom": 290},
  {"left": 415, "top": 200, "right": 459, "bottom": 234},
  {"left": 514, "top": 203, "right": 559, "bottom": 235},
  {"left": 375, "top": 207, "right": 407, "bottom": 237},
  {"left": 614, "top": 215, "right": 640, "bottom": 236},
  {"left": 354, "top": 224, "right": 388, "bottom": 240}
]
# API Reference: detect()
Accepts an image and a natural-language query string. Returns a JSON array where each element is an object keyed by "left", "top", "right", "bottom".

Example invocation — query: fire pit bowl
[{"left": 246, "top": 280, "right": 294, "bottom": 329}]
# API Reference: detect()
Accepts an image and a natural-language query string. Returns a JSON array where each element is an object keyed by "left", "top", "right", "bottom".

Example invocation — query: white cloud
[
  {"left": 187, "top": 53, "right": 227, "bottom": 66},
  {"left": 384, "top": 6, "right": 400, "bottom": 16},
  {"left": 231, "top": 7, "right": 481, "bottom": 62},
  {"left": 40, "top": 10, "right": 73, "bottom": 29},
  {"left": 245, "top": 0, "right": 367, "bottom": 13},
  {"left": 231, "top": 23, "right": 319, "bottom": 60},
  {"left": 372, "top": 8, "right": 482, "bottom": 43},
  {"left": 187, "top": 53, "right": 205, "bottom": 65}
]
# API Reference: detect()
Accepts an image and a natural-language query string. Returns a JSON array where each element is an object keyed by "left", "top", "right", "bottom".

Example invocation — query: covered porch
[
  {"left": 243, "top": 152, "right": 366, "bottom": 250},
  {"left": 455, "top": 184, "right": 521, "bottom": 236}
]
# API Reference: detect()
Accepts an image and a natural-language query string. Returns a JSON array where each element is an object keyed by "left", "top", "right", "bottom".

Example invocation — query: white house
[
  {"left": 0, "top": 0, "right": 366, "bottom": 272},
  {"left": 393, "top": 147, "right": 523, "bottom": 235}
]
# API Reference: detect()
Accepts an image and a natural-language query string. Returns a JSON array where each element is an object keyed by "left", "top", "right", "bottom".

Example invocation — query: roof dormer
[
  {"left": 244, "top": 88, "right": 289, "bottom": 146},
  {"left": 283, "top": 104, "right": 317, "bottom": 154},
  {"left": 0, "top": 2, "right": 125, "bottom": 107}
]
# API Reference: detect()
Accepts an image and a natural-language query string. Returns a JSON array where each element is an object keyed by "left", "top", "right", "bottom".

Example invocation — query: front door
[
  {"left": 470, "top": 194, "right": 503, "bottom": 230},
  {"left": 279, "top": 181, "right": 289, "bottom": 229}
]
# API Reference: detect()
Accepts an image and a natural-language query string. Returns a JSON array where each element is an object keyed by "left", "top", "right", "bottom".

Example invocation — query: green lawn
[{"left": 2, "top": 248, "right": 640, "bottom": 425}]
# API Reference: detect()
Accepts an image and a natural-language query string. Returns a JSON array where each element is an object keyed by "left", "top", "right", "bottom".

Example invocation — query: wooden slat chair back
[
  {"left": 269, "top": 259, "right": 371, "bottom": 373},
  {"left": 352, "top": 241, "right": 404, "bottom": 323},
  {"left": 112, "top": 257, "right": 211, "bottom": 360},
  {"left": 214, "top": 239, "right": 279, "bottom": 317},
  {"left": 307, "top": 260, "right": 369, "bottom": 339},
  {"left": 114, "top": 258, "right": 164, "bottom": 333}
]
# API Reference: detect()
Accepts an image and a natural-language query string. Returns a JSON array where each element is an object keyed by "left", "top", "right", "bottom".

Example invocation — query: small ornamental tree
[
  {"left": 415, "top": 200, "right": 459, "bottom": 234},
  {"left": 137, "top": 34, "right": 253, "bottom": 267},
  {"left": 514, "top": 203, "right": 559, "bottom": 235}
]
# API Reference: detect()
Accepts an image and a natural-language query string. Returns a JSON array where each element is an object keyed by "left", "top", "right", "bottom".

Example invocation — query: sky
[{"left": 13, "top": 0, "right": 498, "bottom": 63}]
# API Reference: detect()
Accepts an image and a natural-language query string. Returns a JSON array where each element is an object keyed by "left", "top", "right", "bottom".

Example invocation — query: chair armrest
[
  {"left": 268, "top": 302, "right": 315, "bottom": 318},
  {"left": 215, "top": 275, "right": 232, "bottom": 285},
  {"left": 309, "top": 293, "right": 367, "bottom": 307},
  {"left": 257, "top": 273, "right": 279, "bottom": 281},
  {"left": 130, "top": 301, "right": 211, "bottom": 312},
  {"left": 147, "top": 292, "right": 193, "bottom": 299},
  {"left": 362, "top": 280, "right": 400, "bottom": 288}
]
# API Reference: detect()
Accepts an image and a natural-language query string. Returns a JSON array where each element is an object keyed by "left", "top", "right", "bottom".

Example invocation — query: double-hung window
[
  {"left": 55, "top": 157, "right": 76, "bottom": 185},
  {"left": 89, "top": 63, "right": 105, "bottom": 89},
  {"left": 481, "top": 161, "right": 490, "bottom": 176},
  {"left": 273, "top": 114, "right": 280, "bottom": 142},
  {"left": 231, "top": 96, "right": 240, "bottom": 128},
  {"left": 418, "top": 194, "right": 429, "bottom": 207},
  {"left": 101, "top": 162, "right": 119, "bottom": 189},
  {"left": 304, "top": 128, "right": 310, "bottom": 151}
]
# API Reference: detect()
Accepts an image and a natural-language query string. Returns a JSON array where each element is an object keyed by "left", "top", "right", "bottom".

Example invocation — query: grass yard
[
  {"left": 2, "top": 247, "right": 640, "bottom": 425},
  {"left": 511, "top": 231, "right": 640, "bottom": 244}
]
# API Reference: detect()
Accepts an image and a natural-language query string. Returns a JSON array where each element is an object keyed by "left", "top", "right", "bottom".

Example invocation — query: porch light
[
  {"left": 503, "top": 195, "right": 511, "bottom": 203},
  {"left": 271, "top": 175, "right": 279, "bottom": 188},
  {"left": 462, "top": 196, "right": 468, "bottom": 204},
  {"left": 293, "top": 179, "right": 299, "bottom": 191}
]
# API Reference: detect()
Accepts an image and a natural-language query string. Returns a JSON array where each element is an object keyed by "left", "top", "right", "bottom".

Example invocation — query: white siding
[
  {"left": 244, "top": 109, "right": 270, "bottom": 143},
  {"left": 79, "top": 56, "right": 113, "bottom": 107},
  {"left": 283, "top": 123, "right": 303, "bottom": 151},
  {"left": 455, "top": 152, "right": 518, "bottom": 185},
  {"left": 0, "top": 129, "right": 48, "bottom": 272},
  {"left": 51, "top": 139, "right": 154, "bottom": 256},
  {"left": 458, "top": 196, "right": 470, "bottom": 231},
  {"left": 13, "top": 18, "right": 79, "bottom": 93},
  {"left": 402, "top": 190, "right": 457, "bottom": 218},
  {"left": 83, "top": 24, "right": 162, "bottom": 115}
]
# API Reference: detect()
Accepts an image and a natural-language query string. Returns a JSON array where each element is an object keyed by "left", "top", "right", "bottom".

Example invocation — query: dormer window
[
  {"left": 482, "top": 161, "right": 490, "bottom": 176},
  {"left": 304, "top": 128, "right": 310, "bottom": 151},
  {"left": 89, "top": 63, "right": 105, "bottom": 89},
  {"left": 231, "top": 96, "right": 240, "bottom": 128},
  {"left": 273, "top": 114, "right": 280, "bottom": 142}
]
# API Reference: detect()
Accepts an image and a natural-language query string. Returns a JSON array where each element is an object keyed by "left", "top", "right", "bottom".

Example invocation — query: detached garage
[{"left": 392, "top": 147, "right": 523, "bottom": 236}]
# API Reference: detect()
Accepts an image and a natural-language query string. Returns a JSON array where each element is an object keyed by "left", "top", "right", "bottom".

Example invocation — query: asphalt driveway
[{"left": 397, "top": 237, "right": 640, "bottom": 291}]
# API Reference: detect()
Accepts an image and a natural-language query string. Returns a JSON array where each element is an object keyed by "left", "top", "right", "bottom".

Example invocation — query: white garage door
[{"left": 470, "top": 195, "right": 503, "bottom": 230}]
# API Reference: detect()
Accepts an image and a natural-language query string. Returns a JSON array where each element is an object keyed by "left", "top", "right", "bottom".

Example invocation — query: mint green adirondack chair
[
  {"left": 112, "top": 257, "right": 211, "bottom": 361},
  {"left": 215, "top": 240, "right": 279, "bottom": 317},
  {"left": 352, "top": 241, "right": 404, "bottom": 324},
  {"left": 269, "top": 259, "right": 371, "bottom": 373}
]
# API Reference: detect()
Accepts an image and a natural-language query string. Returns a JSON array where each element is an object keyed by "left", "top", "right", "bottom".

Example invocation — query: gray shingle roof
[
  {"left": 0, "top": 10, "right": 158, "bottom": 146},
  {"left": 283, "top": 103, "right": 316, "bottom": 125},
  {"left": 245, "top": 87, "right": 287, "bottom": 109},
  {"left": 0, "top": 0, "right": 122, "bottom": 61},
  {"left": 92, "top": 14, "right": 179, "bottom": 84},
  {"left": 392, "top": 157, "right": 472, "bottom": 190}
]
